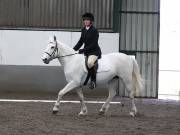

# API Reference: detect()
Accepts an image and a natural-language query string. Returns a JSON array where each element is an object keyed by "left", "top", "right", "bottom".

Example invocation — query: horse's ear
[{"left": 54, "top": 35, "right": 57, "bottom": 41}]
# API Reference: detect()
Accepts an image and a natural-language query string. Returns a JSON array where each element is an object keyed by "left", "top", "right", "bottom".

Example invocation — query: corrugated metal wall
[
  {"left": 0, "top": 0, "right": 160, "bottom": 98},
  {"left": 0, "top": 0, "right": 113, "bottom": 30},
  {"left": 118, "top": 0, "right": 160, "bottom": 98}
]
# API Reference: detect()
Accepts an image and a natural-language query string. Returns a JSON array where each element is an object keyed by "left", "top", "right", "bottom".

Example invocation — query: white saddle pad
[{"left": 83, "top": 56, "right": 110, "bottom": 73}]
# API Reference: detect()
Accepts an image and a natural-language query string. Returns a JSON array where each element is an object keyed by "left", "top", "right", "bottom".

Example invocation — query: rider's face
[{"left": 83, "top": 20, "right": 91, "bottom": 27}]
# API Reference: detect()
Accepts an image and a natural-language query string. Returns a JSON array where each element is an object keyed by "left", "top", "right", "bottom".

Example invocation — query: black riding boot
[{"left": 89, "top": 62, "right": 98, "bottom": 89}]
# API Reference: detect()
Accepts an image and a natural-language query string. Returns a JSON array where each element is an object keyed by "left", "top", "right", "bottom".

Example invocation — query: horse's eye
[{"left": 51, "top": 46, "right": 55, "bottom": 49}]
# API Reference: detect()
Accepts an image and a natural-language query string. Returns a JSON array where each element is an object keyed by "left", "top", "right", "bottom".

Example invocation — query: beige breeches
[{"left": 87, "top": 55, "right": 98, "bottom": 69}]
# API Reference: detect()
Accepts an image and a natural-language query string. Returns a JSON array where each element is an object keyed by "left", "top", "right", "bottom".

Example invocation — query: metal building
[
  {"left": 118, "top": 0, "right": 160, "bottom": 98},
  {"left": 0, "top": 0, "right": 114, "bottom": 31},
  {"left": 0, "top": 0, "right": 160, "bottom": 98}
]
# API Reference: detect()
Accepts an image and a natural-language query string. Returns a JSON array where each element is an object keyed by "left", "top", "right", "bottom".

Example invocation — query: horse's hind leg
[
  {"left": 99, "top": 78, "right": 117, "bottom": 115},
  {"left": 124, "top": 78, "right": 137, "bottom": 117},
  {"left": 76, "top": 88, "right": 88, "bottom": 116}
]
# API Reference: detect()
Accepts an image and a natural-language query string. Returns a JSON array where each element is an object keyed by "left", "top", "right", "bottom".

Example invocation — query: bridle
[
  {"left": 45, "top": 41, "right": 59, "bottom": 59},
  {"left": 45, "top": 41, "right": 78, "bottom": 59}
]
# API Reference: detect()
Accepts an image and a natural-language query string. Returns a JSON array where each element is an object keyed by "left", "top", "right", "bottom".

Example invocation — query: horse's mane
[{"left": 57, "top": 40, "right": 76, "bottom": 54}]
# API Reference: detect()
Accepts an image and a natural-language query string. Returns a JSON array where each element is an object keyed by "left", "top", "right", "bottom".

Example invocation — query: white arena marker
[{"left": 0, "top": 99, "right": 122, "bottom": 104}]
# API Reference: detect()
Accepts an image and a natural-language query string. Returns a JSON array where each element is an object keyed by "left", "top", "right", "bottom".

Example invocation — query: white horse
[{"left": 42, "top": 36, "right": 143, "bottom": 117}]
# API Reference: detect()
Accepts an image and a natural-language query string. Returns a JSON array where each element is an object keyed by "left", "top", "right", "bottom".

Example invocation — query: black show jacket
[{"left": 73, "top": 25, "right": 102, "bottom": 59}]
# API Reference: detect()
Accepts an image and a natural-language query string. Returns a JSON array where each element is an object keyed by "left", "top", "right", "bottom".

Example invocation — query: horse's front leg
[
  {"left": 53, "top": 81, "right": 78, "bottom": 114},
  {"left": 76, "top": 88, "right": 88, "bottom": 116}
]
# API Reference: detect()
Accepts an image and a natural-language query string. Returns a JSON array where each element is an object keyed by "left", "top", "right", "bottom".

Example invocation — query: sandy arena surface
[{"left": 0, "top": 94, "right": 180, "bottom": 135}]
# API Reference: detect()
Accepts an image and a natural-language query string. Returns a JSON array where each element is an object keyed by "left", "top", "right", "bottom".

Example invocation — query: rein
[{"left": 57, "top": 53, "right": 78, "bottom": 58}]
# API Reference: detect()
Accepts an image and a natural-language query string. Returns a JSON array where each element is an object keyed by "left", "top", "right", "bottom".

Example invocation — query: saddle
[
  {"left": 83, "top": 56, "right": 110, "bottom": 85},
  {"left": 82, "top": 55, "right": 110, "bottom": 73}
]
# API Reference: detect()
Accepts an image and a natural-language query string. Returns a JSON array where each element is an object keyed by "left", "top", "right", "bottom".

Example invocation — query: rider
[{"left": 73, "top": 12, "right": 102, "bottom": 89}]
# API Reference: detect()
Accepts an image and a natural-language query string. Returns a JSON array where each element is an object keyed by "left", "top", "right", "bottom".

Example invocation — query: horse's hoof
[
  {"left": 52, "top": 110, "right": 58, "bottom": 114},
  {"left": 129, "top": 112, "right": 135, "bottom": 117},
  {"left": 78, "top": 113, "right": 87, "bottom": 116},
  {"left": 98, "top": 111, "right": 105, "bottom": 115},
  {"left": 78, "top": 110, "right": 88, "bottom": 116}
]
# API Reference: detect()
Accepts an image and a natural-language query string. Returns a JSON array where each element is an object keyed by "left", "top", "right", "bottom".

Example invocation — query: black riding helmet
[{"left": 82, "top": 12, "right": 94, "bottom": 22}]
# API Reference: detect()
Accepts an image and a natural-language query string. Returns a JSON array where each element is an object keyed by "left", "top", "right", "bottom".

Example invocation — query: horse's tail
[{"left": 132, "top": 58, "right": 144, "bottom": 97}]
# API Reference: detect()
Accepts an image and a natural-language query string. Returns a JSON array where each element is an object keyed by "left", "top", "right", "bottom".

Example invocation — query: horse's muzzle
[{"left": 42, "top": 58, "right": 49, "bottom": 64}]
